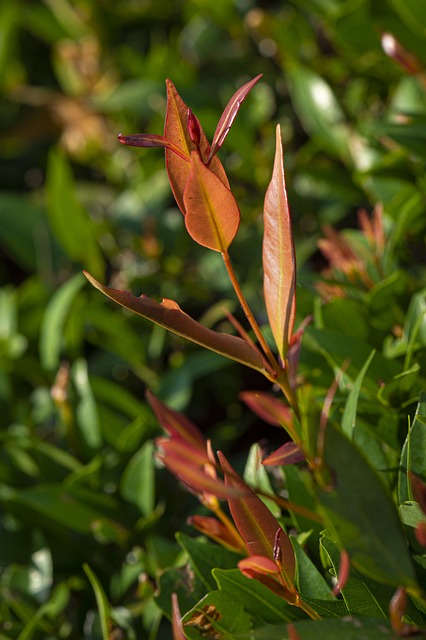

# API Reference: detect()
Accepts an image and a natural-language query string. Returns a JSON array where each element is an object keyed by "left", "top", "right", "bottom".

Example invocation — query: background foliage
[{"left": 1, "top": 0, "right": 425, "bottom": 638}]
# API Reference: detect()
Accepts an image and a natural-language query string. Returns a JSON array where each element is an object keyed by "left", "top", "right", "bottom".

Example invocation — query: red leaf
[
  {"left": 208, "top": 74, "right": 262, "bottom": 162},
  {"left": 217, "top": 451, "right": 295, "bottom": 587},
  {"left": 165, "top": 80, "right": 228, "bottom": 213},
  {"left": 262, "top": 124, "right": 296, "bottom": 363},
  {"left": 171, "top": 594, "right": 186, "bottom": 640},
  {"left": 147, "top": 390, "right": 205, "bottom": 448},
  {"left": 188, "top": 515, "right": 245, "bottom": 552},
  {"left": 262, "top": 442, "right": 305, "bottom": 467},
  {"left": 183, "top": 151, "right": 240, "bottom": 252},
  {"left": 83, "top": 271, "right": 267, "bottom": 374},
  {"left": 117, "top": 133, "right": 190, "bottom": 163}
]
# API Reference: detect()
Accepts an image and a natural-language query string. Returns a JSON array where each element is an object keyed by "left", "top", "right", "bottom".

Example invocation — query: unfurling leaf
[
  {"left": 239, "top": 391, "right": 298, "bottom": 441},
  {"left": 263, "top": 124, "right": 296, "bottom": 363},
  {"left": 117, "top": 133, "right": 190, "bottom": 162},
  {"left": 83, "top": 271, "right": 267, "bottom": 374},
  {"left": 183, "top": 151, "right": 240, "bottom": 252},
  {"left": 187, "top": 515, "right": 245, "bottom": 552},
  {"left": 164, "top": 79, "right": 228, "bottom": 213},
  {"left": 208, "top": 74, "right": 262, "bottom": 162},
  {"left": 217, "top": 451, "right": 295, "bottom": 589}
]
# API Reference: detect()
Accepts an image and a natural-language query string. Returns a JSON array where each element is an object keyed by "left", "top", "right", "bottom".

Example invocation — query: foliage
[{"left": 1, "top": 1, "right": 426, "bottom": 639}]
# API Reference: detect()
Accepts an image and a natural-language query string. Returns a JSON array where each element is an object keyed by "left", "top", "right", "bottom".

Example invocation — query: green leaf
[
  {"left": 45, "top": 147, "right": 104, "bottom": 277},
  {"left": 286, "top": 64, "right": 351, "bottom": 161},
  {"left": 83, "top": 564, "right": 111, "bottom": 640},
  {"left": 213, "top": 568, "right": 304, "bottom": 624},
  {"left": 399, "top": 391, "right": 426, "bottom": 504},
  {"left": 71, "top": 358, "right": 102, "bottom": 449},
  {"left": 245, "top": 617, "right": 393, "bottom": 639},
  {"left": 317, "top": 424, "right": 417, "bottom": 588},
  {"left": 177, "top": 533, "right": 242, "bottom": 592},
  {"left": 39, "top": 273, "right": 85, "bottom": 371},
  {"left": 262, "top": 125, "right": 296, "bottom": 362},
  {"left": 120, "top": 441, "right": 155, "bottom": 515},
  {"left": 320, "top": 535, "right": 392, "bottom": 618},
  {"left": 182, "top": 589, "right": 252, "bottom": 640},
  {"left": 84, "top": 271, "right": 267, "bottom": 375},
  {"left": 341, "top": 349, "right": 376, "bottom": 439},
  {"left": 292, "top": 538, "right": 334, "bottom": 601}
]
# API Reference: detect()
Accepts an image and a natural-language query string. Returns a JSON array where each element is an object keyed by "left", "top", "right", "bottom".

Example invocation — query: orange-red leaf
[
  {"left": 262, "top": 442, "right": 305, "bottom": 467},
  {"left": 147, "top": 390, "right": 205, "bottom": 448},
  {"left": 183, "top": 151, "right": 240, "bottom": 252},
  {"left": 165, "top": 80, "right": 228, "bottom": 213},
  {"left": 263, "top": 124, "right": 296, "bottom": 363},
  {"left": 208, "top": 74, "right": 262, "bottom": 162},
  {"left": 217, "top": 451, "right": 295, "bottom": 586},
  {"left": 188, "top": 515, "right": 246, "bottom": 552},
  {"left": 83, "top": 271, "right": 266, "bottom": 373}
]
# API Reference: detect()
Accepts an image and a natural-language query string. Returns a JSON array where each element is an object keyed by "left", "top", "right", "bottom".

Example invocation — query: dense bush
[{"left": 1, "top": 1, "right": 425, "bottom": 638}]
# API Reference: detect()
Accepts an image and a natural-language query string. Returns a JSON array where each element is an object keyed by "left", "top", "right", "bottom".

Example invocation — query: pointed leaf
[
  {"left": 183, "top": 151, "right": 240, "bottom": 251},
  {"left": 240, "top": 391, "right": 297, "bottom": 441},
  {"left": 262, "top": 442, "right": 305, "bottom": 467},
  {"left": 118, "top": 133, "right": 190, "bottom": 162},
  {"left": 147, "top": 390, "right": 205, "bottom": 448},
  {"left": 83, "top": 271, "right": 266, "bottom": 374},
  {"left": 171, "top": 593, "right": 186, "bottom": 640},
  {"left": 208, "top": 74, "right": 262, "bottom": 161},
  {"left": 164, "top": 79, "right": 228, "bottom": 213},
  {"left": 263, "top": 125, "right": 296, "bottom": 362},
  {"left": 217, "top": 451, "right": 295, "bottom": 586},
  {"left": 187, "top": 515, "right": 245, "bottom": 552}
]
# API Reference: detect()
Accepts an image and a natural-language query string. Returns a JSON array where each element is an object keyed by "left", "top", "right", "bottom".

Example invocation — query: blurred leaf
[
  {"left": 71, "top": 358, "right": 102, "bottom": 449},
  {"left": 39, "top": 273, "right": 85, "bottom": 371},
  {"left": 262, "top": 125, "right": 296, "bottom": 363},
  {"left": 317, "top": 424, "right": 417, "bottom": 588},
  {"left": 120, "top": 440, "right": 155, "bottom": 515},
  {"left": 286, "top": 64, "right": 351, "bottom": 161},
  {"left": 387, "top": 0, "right": 426, "bottom": 39},
  {"left": 45, "top": 148, "right": 104, "bottom": 277},
  {"left": 83, "top": 564, "right": 110, "bottom": 640}
]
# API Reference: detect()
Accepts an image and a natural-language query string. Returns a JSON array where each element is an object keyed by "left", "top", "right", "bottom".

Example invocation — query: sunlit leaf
[
  {"left": 183, "top": 151, "right": 240, "bottom": 251},
  {"left": 263, "top": 125, "right": 296, "bottom": 363},
  {"left": 208, "top": 74, "right": 262, "bottom": 162},
  {"left": 164, "top": 79, "right": 228, "bottom": 213},
  {"left": 84, "top": 271, "right": 267, "bottom": 374}
]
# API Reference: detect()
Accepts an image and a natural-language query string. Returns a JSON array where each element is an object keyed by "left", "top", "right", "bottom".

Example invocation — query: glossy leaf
[
  {"left": 183, "top": 151, "right": 240, "bottom": 251},
  {"left": 218, "top": 451, "right": 295, "bottom": 587},
  {"left": 208, "top": 74, "right": 262, "bottom": 162},
  {"left": 248, "top": 617, "right": 394, "bottom": 640},
  {"left": 263, "top": 125, "right": 296, "bottom": 363},
  {"left": 164, "top": 79, "right": 228, "bottom": 213},
  {"left": 83, "top": 271, "right": 267, "bottom": 374},
  {"left": 187, "top": 515, "right": 245, "bottom": 553}
]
